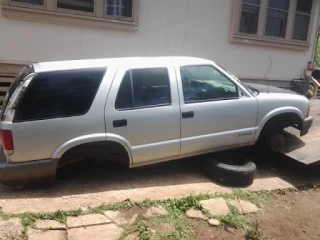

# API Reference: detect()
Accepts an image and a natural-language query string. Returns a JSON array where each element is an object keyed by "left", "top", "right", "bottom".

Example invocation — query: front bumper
[
  {"left": 300, "top": 116, "right": 314, "bottom": 136},
  {"left": 0, "top": 149, "right": 58, "bottom": 185}
]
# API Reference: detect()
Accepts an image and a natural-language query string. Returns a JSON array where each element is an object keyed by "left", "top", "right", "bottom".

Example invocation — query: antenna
[{"left": 265, "top": 55, "right": 272, "bottom": 94}]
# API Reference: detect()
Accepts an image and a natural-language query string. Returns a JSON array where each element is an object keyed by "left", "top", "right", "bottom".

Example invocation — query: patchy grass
[
  {"left": 245, "top": 220, "right": 267, "bottom": 240},
  {"left": 0, "top": 189, "right": 272, "bottom": 240},
  {"left": 91, "top": 200, "right": 134, "bottom": 214}
]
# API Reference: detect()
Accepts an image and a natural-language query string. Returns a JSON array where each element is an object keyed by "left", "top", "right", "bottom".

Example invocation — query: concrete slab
[
  {"left": 228, "top": 200, "right": 259, "bottom": 214},
  {"left": 67, "top": 224, "right": 123, "bottom": 240},
  {"left": 186, "top": 209, "right": 208, "bottom": 220},
  {"left": 200, "top": 198, "right": 230, "bottom": 216},
  {"left": 35, "top": 220, "right": 66, "bottom": 230},
  {"left": 66, "top": 214, "right": 111, "bottom": 228},
  {"left": 0, "top": 218, "right": 23, "bottom": 240},
  {"left": 28, "top": 229, "right": 67, "bottom": 240}
]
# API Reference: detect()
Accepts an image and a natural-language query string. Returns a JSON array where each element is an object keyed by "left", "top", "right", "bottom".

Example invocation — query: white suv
[{"left": 0, "top": 57, "right": 313, "bottom": 185}]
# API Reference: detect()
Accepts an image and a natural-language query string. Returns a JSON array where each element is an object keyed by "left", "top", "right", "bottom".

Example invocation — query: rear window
[{"left": 14, "top": 68, "right": 106, "bottom": 122}]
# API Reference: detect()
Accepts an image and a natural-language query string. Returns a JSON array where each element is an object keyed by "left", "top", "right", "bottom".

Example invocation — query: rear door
[{"left": 105, "top": 61, "right": 181, "bottom": 165}]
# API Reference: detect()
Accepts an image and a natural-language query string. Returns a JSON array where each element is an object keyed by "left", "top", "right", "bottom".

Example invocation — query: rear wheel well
[
  {"left": 58, "top": 141, "right": 130, "bottom": 168},
  {"left": 260, "top": 113, "right": 302, "bottom": 137}
]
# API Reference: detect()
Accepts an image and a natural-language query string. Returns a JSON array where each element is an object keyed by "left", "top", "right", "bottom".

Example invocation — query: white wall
[{"left": 0, "top": 0, "right": 319, "bottom": 82}]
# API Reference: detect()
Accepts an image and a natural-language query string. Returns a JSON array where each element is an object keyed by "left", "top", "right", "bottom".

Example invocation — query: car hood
[{"left": 245, "top": 83, "right": 298, "bottom": 95}]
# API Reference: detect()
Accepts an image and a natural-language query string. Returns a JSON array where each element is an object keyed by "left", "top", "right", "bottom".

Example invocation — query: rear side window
[
  {"left": 115, "top": 68, "right": 171, "bottom": 110},
  {"left": 14, "top": 68, "right": 106, "bottom": 122}
]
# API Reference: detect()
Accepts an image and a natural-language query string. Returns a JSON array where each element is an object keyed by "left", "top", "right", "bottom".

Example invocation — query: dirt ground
[
  {"left": 255, "top": 188, "right": 320, "bottom": 240},
  {"left": 187, "top": 188, "right": 320, "bottom": 240}
]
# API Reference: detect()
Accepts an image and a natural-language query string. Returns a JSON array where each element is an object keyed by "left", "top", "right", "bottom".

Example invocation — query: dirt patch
[
  {"left": 251, "top": 188, "right": 320, "bottom": 240},
  {"left": 190, "top": 220, "right": 245, "bottom": 240}
]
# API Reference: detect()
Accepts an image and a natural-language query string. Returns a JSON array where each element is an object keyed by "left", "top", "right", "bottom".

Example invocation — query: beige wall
[{"left": 0, "top": 0, "right": 319, "bottom": 82}]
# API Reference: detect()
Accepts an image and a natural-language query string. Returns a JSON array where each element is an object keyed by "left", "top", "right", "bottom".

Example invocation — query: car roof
[{"left": 32, "top": 56, "right": 214, "bottom": 72}]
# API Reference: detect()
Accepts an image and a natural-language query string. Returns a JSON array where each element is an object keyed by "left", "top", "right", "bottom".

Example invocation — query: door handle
[
  {"left": 113, "top": 119, "right": 127, "bottom": 128},
  {"left": 182, "top": 111, "right": 194, "bottom": 119}
]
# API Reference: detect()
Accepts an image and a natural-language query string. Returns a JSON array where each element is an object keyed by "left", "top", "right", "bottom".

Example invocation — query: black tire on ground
[{"left": 207, "top": 156, "right": 257, "bottom": 187}]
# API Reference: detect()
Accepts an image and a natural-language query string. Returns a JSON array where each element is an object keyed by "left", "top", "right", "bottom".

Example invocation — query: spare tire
[{"left": 207, "top": 156, "right": 256, "bottom": 187}]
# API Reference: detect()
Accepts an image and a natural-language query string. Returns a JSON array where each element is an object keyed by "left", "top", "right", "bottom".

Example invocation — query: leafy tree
[{"left": 314, "top": 37, "right": 320, "bottom": 67}]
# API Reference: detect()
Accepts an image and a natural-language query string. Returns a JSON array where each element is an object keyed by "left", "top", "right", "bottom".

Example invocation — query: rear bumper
[
  {"left": 300, "top": 116, "right": 314, "bottom": 136},
  {"left": 0, "top": 149, "right": 58, "bottom": 185}
]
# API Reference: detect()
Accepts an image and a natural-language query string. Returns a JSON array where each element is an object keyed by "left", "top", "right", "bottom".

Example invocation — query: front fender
[
  {"left": 253, "top": 107, "right": 304, "bottom": 141},
  {"left": 51, "top": 133, "right": 133, "bottom": 164}
]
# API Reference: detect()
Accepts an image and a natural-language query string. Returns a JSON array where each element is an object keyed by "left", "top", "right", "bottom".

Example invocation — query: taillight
[{"left": 0, "top": 130, "right": 14, "bottom": 155}]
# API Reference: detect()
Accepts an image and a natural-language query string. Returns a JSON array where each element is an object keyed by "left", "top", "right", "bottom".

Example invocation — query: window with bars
[{"left": 106, "top": 0, "right": 133, "bottom": 18}]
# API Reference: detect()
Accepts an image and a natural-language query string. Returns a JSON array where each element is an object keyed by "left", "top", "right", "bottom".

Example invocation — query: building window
[
  {"left": 57, "top": 0, "right": 94, "bottom": 13},
  {"left": 293, "top": 0, "right": 313, "bottom": 40},
  {"left": 10, "top": 0, "right": 44, "bottom": 5},
  {"left": 231, "top": 0, "right": 315, "bottom": 50},
  {"left": 2, "top": 0, "right": 139, "bottom": 30},
  {"left": 106, "top": 0, "right": 132, "bottom": 18},
  {"left": 240, "top": 0, "right": 261, "bottom": 34},
  {"left": 265, "top": 0, "right": 290, "bottom": 38}
]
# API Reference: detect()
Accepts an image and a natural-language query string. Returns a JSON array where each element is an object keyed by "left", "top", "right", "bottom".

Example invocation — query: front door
[
  {"left": 105, "top": 62, "right": 181, "bottom": 165},
  {"left": 176, "top": 64, "right": 258, "bottom": 156}
]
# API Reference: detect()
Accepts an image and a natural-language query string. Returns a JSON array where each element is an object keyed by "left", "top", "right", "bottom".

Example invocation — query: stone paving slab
[
  {"left": 67, "top": 223, "right": 123, "bottom": 240},
  {"left": 143, "top": 205, "right": 168, "bottom": 218},
  {"left": 66, "top": 214, "right": 111, "bottom": 228},
  {"left": 228, "top": 200, "right": 260, "bottom": 214},
  {"left": 185, "top": 209, "right": 208, "bottom": 220},
  {"left": 200, "top": 198, "right": 230, "bottom": 216},
  {"left": 35, "top": 219, "right": 67, "bottom": 230},
  {"left": 0, "top": 218, "right": 23, "bottom": 240},
  {"left": 208, "top": 219, "right": 220, "bottom": 226},
  {"left": 28, "top": 229, "right": 67, "bottom": 240},
  {"left": 104, "top": 210, "right": 138, "bottom": 225}
]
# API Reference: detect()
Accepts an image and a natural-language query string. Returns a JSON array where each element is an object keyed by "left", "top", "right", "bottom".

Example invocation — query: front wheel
[
  {"left": 257, "top": 132, "right": 286, "bottom": 153},
  {"left": 267, "top": 133, "right": 285, "bottom": 152}
]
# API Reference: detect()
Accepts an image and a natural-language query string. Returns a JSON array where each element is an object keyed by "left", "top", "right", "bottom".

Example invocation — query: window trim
[
  {"left": 1, "top": 0, "right": 139, "bottom": 30},
  {"left": 230, "top": 0, "right": 316, "bottom": 50},
  {"left": 115, "top": 68, "right": 172, "bottom": 111},
  {"left": 180, "top": 65, "right": 239, "bottom": 104}
]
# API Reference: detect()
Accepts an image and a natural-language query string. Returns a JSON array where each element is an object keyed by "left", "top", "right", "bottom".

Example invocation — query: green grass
[{"left": 245, "top": 220, "right": 267, "bottom": 240}]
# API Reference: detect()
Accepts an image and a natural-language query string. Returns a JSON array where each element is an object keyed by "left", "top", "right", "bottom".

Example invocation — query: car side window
[
  {"left": 180, "top": 65, "right": 238, "bottom": 103},
  {"left": 115, "top": 68, "right": 171, "bottom": 110},
  {"left": 14, "top": 68, "right": 106, "bottom": 122}
]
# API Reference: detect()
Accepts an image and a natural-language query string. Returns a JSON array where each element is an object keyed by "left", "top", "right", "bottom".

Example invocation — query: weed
[
  {"left": 136, "top": 199, "right": 160, "bottom": 208},
  {"left": 230, "top": 189, "right": 271, "bottom": 207},
  {"left": 277, "top": 189, "right": 286, "bottom": 195},
  {"left": 137, "top": 221, "right": 152, "bottom": 240},
  {"left": 218, "top": 214, "right": 246, "bottom": 229},
  {"left": 91, "top": 201, "right": 134, "bottom": 214},
  {"left": 245, "top": 220, "right": 266, "bottom": 240}
]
